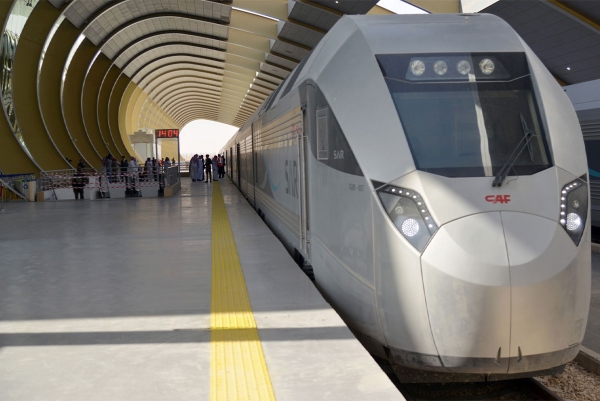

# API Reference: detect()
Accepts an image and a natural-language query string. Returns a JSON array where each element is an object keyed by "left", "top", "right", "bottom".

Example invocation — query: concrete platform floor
[{"left": 0, "top": 179, "right": 402, "bottom": 400}]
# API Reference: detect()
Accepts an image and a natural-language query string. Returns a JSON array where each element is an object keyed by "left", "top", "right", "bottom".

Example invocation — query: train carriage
[{"left": 223, "top": 14, "right": 591, "bottom": 381}]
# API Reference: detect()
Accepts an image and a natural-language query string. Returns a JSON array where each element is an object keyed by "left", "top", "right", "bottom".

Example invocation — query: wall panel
[
  {"left": 97, "top": 66, "right": 128, "bottom": 157},
  {"left": 82, "top": 52, "right": 120, "bottom": 157},
  {"left": 12, "top": 1, "right": 70, "bottom": 170},
  {"left": 62, "top": 37, "right": 103, "bottom": 169},
  {"left": 39, "top": 18, "right": 90, "bottom": 167}
]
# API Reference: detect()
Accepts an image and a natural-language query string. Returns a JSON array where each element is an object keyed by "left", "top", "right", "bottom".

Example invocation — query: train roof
[{"left": 338, "top": 13, "right": 525, "bottom": 54}]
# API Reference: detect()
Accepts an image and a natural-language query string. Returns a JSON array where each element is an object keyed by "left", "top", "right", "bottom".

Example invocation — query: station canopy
[
  {"left": 50, "top": 0, "right": 600, "bottom": 128},
  {"left": 48, "top": 0, "right": 388, "bottom": 128}
]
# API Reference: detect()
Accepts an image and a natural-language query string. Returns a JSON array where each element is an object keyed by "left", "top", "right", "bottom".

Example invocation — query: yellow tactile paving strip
[{"left": 210, "top": 182, "right": 276, "bottom": 401}]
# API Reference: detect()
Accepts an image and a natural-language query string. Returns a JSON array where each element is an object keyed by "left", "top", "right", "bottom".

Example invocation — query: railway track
[
  {"left": 396, "top": 378, "right": 563, "bottom": 401},
  {"left": 374, "top": 356, "right": 564, "bottom": 401}
]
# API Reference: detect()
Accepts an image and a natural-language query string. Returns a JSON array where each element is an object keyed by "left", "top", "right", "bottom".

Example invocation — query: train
[{"left": 222, "top": 14, "right": 591, "bottom": 381}]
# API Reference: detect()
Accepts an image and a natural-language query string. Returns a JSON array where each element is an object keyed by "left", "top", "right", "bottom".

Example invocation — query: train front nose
[{"left": 421, "top": 212, "right": 588, "bottom": 374}]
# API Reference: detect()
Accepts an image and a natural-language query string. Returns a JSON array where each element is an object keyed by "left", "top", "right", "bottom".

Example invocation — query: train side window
[{"left": 317, "top": 108, "right": 329, "bottom": 160}]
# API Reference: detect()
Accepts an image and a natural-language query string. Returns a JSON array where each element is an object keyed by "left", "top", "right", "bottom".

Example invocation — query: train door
[
  {"left": 299, "top": 106, "right": 310, "bottom": 257},
  {"left": 229, "top": 147, "right": 232, "bottom": 177},
  {"left": 236, "top": 143, "right": 241, "bottom": 188}
]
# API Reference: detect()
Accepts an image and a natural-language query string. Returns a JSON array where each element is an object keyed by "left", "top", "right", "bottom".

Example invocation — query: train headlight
[
  {"left": 559, "top": 176, "right": 588, "bottom": 245},
  {"left": 409, "top": 59, "right": 426, "bottom": 76},
  {"left": 377, "top": 185, "right": 438, "bottom": 252},
  {"left": 479, "top": 58, "right": 495, "bottom": 74},
  {"left": 433, "top": 60, "right": 448, "bottom": 76},
  {"left": 401, "top": 219, "right": 420, "bottom": 237},
  {"left": 457, "top": 60, "right": 471, "bottom": 75},
  {"left": 566, "top": 213, "right": 581, "bottom": 231}
]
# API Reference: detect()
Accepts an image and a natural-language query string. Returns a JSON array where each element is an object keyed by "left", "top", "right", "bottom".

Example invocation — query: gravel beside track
[{"left": 537, "top": 361, "right": 600, "bottom": 401}]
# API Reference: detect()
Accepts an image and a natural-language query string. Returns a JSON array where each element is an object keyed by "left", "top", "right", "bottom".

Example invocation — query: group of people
[
  {"left": 71, "top": 154, "right": 179, "bottom": 200},
  {"left": 101, "top": 154, "right": 177, "bottom": 182},
  {"left": 101, "top": 154, "right": 140, "bottom": 183},
  {"left": 189, "top": 154, "right": 225, "bottom": 183}
]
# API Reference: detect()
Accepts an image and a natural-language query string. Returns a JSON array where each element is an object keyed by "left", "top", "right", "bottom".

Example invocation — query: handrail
[
  {"left": 0, "top": 176, "right": 26, "bottom": 200},
  {"left": 0, "top": 173, "right": 34, "bottom": 201},
  {"left": 38, "top": 166, "right": 180, "bottom": 192}
]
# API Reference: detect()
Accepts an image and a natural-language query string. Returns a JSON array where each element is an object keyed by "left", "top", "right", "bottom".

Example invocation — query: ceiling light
[{"left": 567, "top": 67, "right": 571, "bottom": 70}]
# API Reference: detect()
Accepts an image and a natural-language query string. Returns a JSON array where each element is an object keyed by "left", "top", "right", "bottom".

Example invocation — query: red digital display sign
[{"left": 155, "top": 129, "right": 179, "bottom": 139}]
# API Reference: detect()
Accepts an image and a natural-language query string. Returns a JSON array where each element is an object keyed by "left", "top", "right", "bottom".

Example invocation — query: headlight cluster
[
  {"left": 404, "top": 55, "right": 509, "bottom": 81},
  {"left": 409, "top": 57, "right": 495, "bottom": 77},
  {"left": 559, "top": 176, "right": 588, "bottom": 245},
  {"left": 377, "top": 185, "right": 438, "bottom": 252}
]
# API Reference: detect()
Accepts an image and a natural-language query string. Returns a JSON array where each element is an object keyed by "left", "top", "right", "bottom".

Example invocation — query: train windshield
[{"left": 376, "top": 53, "right": 552, "bottom": 178}]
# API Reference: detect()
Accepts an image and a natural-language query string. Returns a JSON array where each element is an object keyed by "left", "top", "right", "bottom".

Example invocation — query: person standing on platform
[
  {"left": 212, "top": 155, "right": 219, "bottom": 181},
  {"left": 103, "top": 155, "right": 111, "bottom": 179},
  {"left": 128, "top": 157, "right": 139, "bottom": 191},
  {"left": 165, "top": 157, "right": 171, "bottom": 168},
  {"left": 144, "top": 158, "right": 151, "bottom": 181},
  {"left": 111, "top": 156, "right": 119, "bottom": 183},
  {"left": 198, "top": 155, "right": 204, "bottom": 181},
  {"left": 71, "top": 168, "right": 88, "bottom": 200},
  {"left": 120, "top": 156, "right": 128, "bottom": 182},
  {"left": 190, "top": 155, "right": 198, "bottom": 182},
  {"left": 77, "top": 159, "right": 86, "bottom": 170},
  {"left": 204, "top": 154, "right": 212, "bottom": 183},
  {"left": 217, "top": 154, "right": 224, "bottom": 178},
  {"left": 152, "top": 157, "right": 158, "bottom": 181}
]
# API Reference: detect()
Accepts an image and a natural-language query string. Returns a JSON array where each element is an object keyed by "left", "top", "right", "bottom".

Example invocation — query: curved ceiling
[
  {"left": 6, "top": 0, "right": 600, "bottom": 176},
  {"left": 49, "top": 0, "right": 387, "bottom": 129}
]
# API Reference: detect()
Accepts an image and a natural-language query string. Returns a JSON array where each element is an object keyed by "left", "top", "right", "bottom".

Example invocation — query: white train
[{"left": 222, "top": 14, "right": 591, "bottom": 381}]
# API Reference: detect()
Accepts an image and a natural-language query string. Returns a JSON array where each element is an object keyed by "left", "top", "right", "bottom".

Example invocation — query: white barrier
[{"left": 38, "top": 168, "right": 178, "bottom": 201}]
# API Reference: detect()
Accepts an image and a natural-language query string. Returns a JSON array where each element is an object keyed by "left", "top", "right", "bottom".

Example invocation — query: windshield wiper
[{"left": 492, "top": 113, "right": 536, "bottom": 187}]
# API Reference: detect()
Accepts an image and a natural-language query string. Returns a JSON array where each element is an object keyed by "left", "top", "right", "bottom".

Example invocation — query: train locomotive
[{"left": 222, "top": 14, "right": 591, "bottom": 381}]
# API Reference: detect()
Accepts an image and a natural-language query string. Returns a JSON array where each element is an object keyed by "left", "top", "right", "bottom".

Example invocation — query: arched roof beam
[
  {"left": 158, "top": 87, "right": 223, "bottom": 110},
  {"left": 175, "top": 111, "right": 224, "bottom": 126},
  {"left": 161, "top": 89, "right": 223, "bottom": 106},
  {"left": 73, "top": 1, "right": 335, "bottom": 130},
  {"left": 171, "top": 106, "right": 226, "bottom": 123},
  {"left": 148, "top": 77, "right": 224, "bottom": 100},
  {"left": 132, "top": 54, "right": 226, "bottom": 84},
  {"left": 84, "top": 3, "right": 231, "bottom": 47},
  {"left": 120, "top": 43, "right": 226, "bottom": 78},
  {"left": 140, "top": 67, "right": 267, "bottom": 97},
  {"left": 144, "top": 71, "right": 226, "bottom": 94},
  {"left": 136, "top": 61, "right": 225, "bottom": 87},
  {"left": 146, "top": 74, "right": 252, "bottom": 100},
  {"left": 163, "top": 95, "right": 223, "bottom": 116},
  {"left": 170, "top": 101, "right": 241, "bottom": 116},
  {"left": 167, "top": 100, "right": 227, "bottom": 117},
  {"left": 112, "top": 33, "right": 228, "bottom": 70},
  {"left": 133, "top": 58, "right": 267, "bottom": 98},
  {"left": 150, "top": 80, "right": 250, "bottom": 104},
  {"left": 178, "top": 114, "right": 222, "bottom": 127}
]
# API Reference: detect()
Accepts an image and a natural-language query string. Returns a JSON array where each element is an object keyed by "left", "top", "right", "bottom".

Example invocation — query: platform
[{"left": 0, "top": 178, "right": 402, "bottom": 400}]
